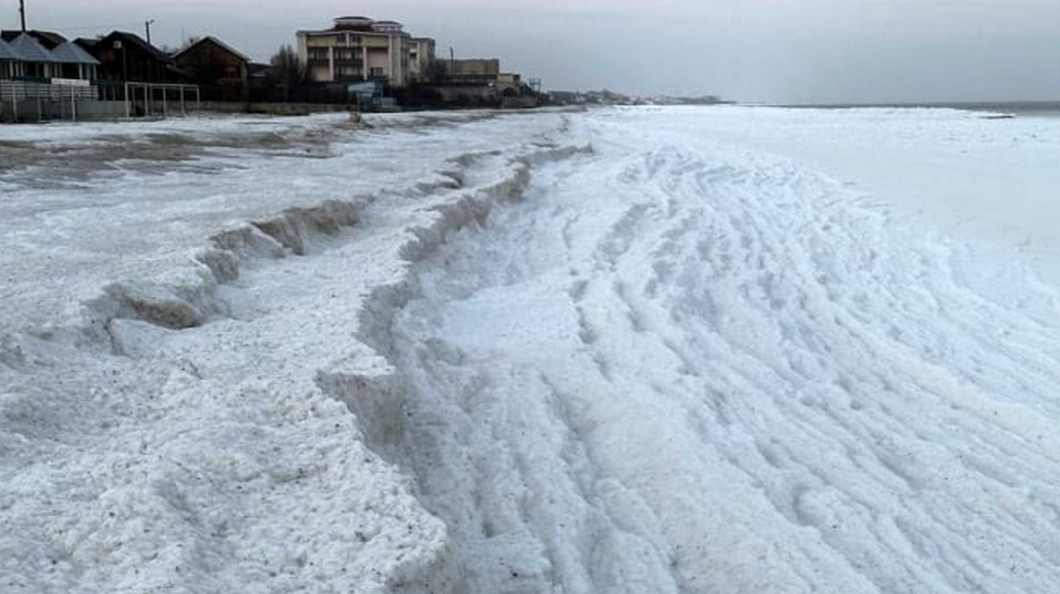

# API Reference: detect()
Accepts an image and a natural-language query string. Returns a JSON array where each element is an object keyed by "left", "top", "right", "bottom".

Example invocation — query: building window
[
  {"left": 369, "top": 67, "right": 385, "bottom": 78},
  {"left": 309, "top": 49, "right": 328, "bottom": 61}
]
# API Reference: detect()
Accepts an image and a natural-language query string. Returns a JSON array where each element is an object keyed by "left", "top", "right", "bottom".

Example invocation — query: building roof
[
  {"left": 74, "top": 37, "right": 99, "bottom": 51},
  {"left": 371, "top": 20, "right": 404, "bottom": 32},
  {"left": 300, "top": 15, "right": 413, "bottom": 36},
  {"left": 101, "top": 31, "right": 173, "bottom": 64},
  {"left": 8, "top": 33, "right": 59, "bottom": 63},
  {"left": 298, "top": 27, "right": 394, "bottom": 37},
  {"left": 50, "top": 41, "right": 100, "bottom": 65},
  {"left": 248, "top": 62, "right": 272, "bottom": 77},
  {"left": 2, "top": 29, "right": 67, "bottom": 48},
  {"left": 34, "top": 31, "right": 66, "bottom": 49},
  {"left": 172, "top": 36, "right": 250, "bottom": 64},
  {"left": 0, "top": 38, "right": 18, "bottom": 61}
]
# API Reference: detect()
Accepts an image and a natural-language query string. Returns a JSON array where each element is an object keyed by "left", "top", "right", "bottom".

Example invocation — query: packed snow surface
[{"left": 2, "top": 107, "right": 1060, "bottom": 593}]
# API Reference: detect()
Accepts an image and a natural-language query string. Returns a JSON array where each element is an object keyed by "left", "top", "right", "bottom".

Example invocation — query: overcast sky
[{"left": 11, "top": 0, "right": 1060, "bottom": 103}]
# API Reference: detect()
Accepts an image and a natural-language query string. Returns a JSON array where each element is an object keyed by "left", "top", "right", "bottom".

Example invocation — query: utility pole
[
  {"left": 449, "top": 46, "right": 455, "bottom": 77},
  {"left": 19, "top": 0, "right": 26, "bottom": 32},
  {"left": 145, "top": 19, "right": 155, "bottom": 44}
]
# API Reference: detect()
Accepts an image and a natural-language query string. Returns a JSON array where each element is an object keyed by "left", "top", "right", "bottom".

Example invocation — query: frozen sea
[{"left": 2, "top": 106, "right": 1059, "bottom": 593}]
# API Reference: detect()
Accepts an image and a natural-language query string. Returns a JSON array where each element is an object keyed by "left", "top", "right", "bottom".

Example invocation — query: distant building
[
  {"left": 408, "top": 37, "right": 435, "bottom": 82},
  {"left": 296, "top": 16, "right": 425, "bottom": 87},
  {"left": 447, "top": 58, "right": 499, "bottom": 78},
  {"left": 173, "top": 36, "right": 250, "bottom": 101},
  {"left": 444, "top": 58, "right": 522, "bottom": 93},
  {"left": 79, "top": 31, "right": 186, "bottom": 83},
  {"left": 495, "top": 72, "right": 522, "bottom": 94}
]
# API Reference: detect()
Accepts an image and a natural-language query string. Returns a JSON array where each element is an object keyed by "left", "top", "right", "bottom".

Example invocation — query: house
[
  {"left": 3, "top": 32, "right": 59, "bottom": 79},
  {"left": 0, "top": 30, "right": 98, "bottom": 81},
  {"left": 173, "top": 36, "right": 250, "bottom": 101},
  {"left": 80, "top": 31, "right": 186, "bottom": 83},
  {"left": 296, "top": 16, "right": 417, "bottom": 87}
]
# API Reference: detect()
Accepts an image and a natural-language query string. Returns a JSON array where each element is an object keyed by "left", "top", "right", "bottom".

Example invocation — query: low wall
[
  {"left": 196, "top": 101, "right": 352, "bottom": 116},
  {"left": 0, "top": 99, "right": 351, "bottom": 123},
  {"left": 0, "top": 98, "right": 126, "bottom": 123},
  {"left": 501, "top": 96, "right": 539, "bottom": 109}
]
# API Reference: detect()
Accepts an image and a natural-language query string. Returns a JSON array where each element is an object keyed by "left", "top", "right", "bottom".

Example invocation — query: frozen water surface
[{"left": 2, "top": 107, "right": 1059, "bottom": 593}]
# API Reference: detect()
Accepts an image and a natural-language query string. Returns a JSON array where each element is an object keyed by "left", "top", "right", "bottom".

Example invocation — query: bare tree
[
  {"left": 424, "top": 59, "right": 448, "bottom": 84},
  {"left": 269, "top": 44, "right": 307, "bottom": 102}
]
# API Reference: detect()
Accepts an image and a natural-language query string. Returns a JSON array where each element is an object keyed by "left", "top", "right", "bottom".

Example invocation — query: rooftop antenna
[
  {"left": 19, "top": 0, "right": 27, "bottom": 32},
  {"left": 145, "top": 19, "right": 155, "bottom": 44}
]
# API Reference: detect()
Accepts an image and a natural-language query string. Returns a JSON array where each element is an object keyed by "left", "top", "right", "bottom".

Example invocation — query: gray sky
[{"left": 12, "top": 0, "right": 1060, "bottom": 103}]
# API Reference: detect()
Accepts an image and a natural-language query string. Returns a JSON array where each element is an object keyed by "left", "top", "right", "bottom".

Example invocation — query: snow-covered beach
[{"left": 2, "top": 107, "right": 1060, "bottom": 593}]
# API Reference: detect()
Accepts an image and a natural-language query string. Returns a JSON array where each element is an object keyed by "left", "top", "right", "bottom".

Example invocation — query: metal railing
[{"left": 123, "top": 82, "right": 201, "bottom": 118}]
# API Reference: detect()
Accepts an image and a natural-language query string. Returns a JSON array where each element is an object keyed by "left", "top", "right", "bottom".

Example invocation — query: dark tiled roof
[
  {"left": 1, "top": 29, "right": 67, "bottom": 49},
  {"left": 30, "top": 30, "right": 67, "bottom": 49},
  {"left": 173, "top": 36, "right": 250, "bottom": 64},
  {"left": 102, "top": 31, "right": 174, "bottom": 64}
]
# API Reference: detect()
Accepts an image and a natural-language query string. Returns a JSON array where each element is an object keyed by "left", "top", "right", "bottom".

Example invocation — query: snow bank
[{"left": 0, "top": 111, "right": 588, "bottom": 593}]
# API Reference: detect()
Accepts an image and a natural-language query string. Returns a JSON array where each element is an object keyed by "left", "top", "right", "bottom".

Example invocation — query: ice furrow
[{"left": 382, "top": 109, "right": 1060, "bottom": 594}]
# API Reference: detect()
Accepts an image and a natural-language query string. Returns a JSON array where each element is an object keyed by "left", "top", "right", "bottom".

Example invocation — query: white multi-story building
[{"left": 297, "top": 16, "right": 433, "bottom": 87}]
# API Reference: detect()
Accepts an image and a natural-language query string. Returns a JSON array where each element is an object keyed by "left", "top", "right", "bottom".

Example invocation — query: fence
[
  {"left": 1, "top": 79, "right": 97, "bottom": 122},
  {"left": 0, "top": 80, "right": 202, "bottom": 123}
]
